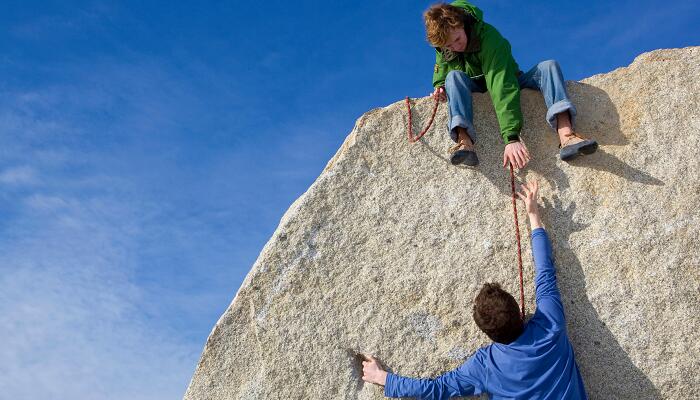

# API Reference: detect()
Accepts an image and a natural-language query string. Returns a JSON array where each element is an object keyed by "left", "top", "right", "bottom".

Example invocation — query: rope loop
[{"left": 405, "top": 92, "right": 440, "bottom": 143}]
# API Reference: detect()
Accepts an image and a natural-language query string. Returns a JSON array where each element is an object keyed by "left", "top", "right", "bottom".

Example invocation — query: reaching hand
[
  {"left": 503, "top": 141, "right": 530, "bottom": 169},
  {"left": 361, "top": 355, "right": 388, "bottom": 386},
  {"left": 517, "top": 180, "right": 543, "bottom": 229},
  {"left": 432, "top": 86, "right": 447, "bottom": 102}
]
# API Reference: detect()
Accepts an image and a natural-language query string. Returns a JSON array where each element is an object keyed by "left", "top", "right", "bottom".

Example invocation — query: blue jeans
[{"left": 444, "top": 60, "right": 576, "bottom": 142}]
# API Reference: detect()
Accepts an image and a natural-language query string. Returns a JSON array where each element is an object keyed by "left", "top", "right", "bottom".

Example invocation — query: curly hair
[
  {"left": 473, "top": 283, "right": 523, "bottom": 344},
  {"left": 423, "top": 3, "right": 466, "bottom": 47}
]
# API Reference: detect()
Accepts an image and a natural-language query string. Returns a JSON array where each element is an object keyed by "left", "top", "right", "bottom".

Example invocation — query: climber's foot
[
  {"left": 449, "top": 134, "right": 479, "bottom": 166},
  {"left": 559, "top": 133, "right": 598, "bottom": 161},
  {"left": 449, "top": 141, "right": 479, "bottom": 166}
]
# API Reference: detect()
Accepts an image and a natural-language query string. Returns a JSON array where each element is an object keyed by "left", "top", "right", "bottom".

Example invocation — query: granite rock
[{"left": 184, "top": 47, "right": 700, "bottom": 399}]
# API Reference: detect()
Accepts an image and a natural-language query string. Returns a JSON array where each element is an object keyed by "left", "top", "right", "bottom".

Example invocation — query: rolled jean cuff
[
  {"left": 546, "top": 100, "right": 577, "bottom": 131},
  {"left": 449, "top": 115, "right": 477, "bottom": 143}
]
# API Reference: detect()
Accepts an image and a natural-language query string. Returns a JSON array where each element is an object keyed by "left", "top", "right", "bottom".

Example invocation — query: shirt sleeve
[
  {"left": 478, "top": 25, "right": 523, "bottom": 144},
  {"left": 532, "top": 228, "right": 566, "bottom": 330},
  {"left": 383, "top": 352, "right": 485, "bottom": 399},
  {"left": 432, "top": 49, "right": 449, "bottom": 88}
]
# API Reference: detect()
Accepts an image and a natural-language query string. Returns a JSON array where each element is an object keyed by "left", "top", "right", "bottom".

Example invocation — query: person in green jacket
[{"left": 425, "top": 2, "right": 598, "bottom": 167}]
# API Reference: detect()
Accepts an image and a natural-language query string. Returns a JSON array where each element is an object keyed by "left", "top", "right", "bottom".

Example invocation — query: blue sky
[{"left": 0, "top": 1, "right": 698, "bottom": 398}]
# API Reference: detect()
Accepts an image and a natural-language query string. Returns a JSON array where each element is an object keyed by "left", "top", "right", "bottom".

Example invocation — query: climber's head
[
  {"left": 473, "top": 283, "right": 523, "bottom": 344},
  {"left": 423, "top": 3, "right": 467, "bottom": 52}
]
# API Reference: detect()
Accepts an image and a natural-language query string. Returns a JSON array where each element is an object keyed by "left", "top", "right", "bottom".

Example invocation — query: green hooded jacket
[{"left": 432, "top": 1, "right": 522, "bottom": 143}]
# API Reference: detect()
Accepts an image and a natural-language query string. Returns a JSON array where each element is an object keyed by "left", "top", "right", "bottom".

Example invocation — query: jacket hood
[{"left": 451, "top": 0, "right": 484, "bottom": 22}]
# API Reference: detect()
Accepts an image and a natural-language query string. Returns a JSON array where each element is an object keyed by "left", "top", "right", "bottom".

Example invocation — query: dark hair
[{"left": 473, "top": 283, "right": 523, "bottom": 344}]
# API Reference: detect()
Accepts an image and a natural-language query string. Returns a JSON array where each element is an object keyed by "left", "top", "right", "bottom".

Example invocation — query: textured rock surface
[{"left": 184, "top": 47, "right": 700, "bottom": 399}]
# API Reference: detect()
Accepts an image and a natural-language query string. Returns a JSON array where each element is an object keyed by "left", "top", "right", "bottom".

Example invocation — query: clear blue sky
[{"left": 0, "top": 1, "right": 697, "bottom": 398}]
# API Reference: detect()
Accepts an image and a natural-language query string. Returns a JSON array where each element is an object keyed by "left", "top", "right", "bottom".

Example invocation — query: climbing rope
[
  {"left": 405, "top": 94, "right": 526, "bottom": 318},
  {"left": 509, "top": 163, "right": 525, "bottom": 319},
  {"left": 405, "top": 92, "right": 440, "bottom": 143}
]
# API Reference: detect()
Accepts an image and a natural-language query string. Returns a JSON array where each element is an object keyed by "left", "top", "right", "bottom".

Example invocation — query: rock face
[{"left": 184, "top": 47, "right": 700, "bottom": 399}]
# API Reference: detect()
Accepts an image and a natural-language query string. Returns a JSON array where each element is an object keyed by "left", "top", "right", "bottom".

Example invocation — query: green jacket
[{"left": 432, "top": 1, "right": 522, "bottom": 143}]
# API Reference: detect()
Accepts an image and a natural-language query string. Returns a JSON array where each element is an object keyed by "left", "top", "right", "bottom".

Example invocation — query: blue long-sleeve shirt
[{"left": 384, "top": 228, "right": 587, "bottom": 399}]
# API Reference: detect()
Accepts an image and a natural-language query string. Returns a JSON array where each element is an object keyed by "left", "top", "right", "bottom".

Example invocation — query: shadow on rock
[
  {"left": 567, "top": 148, "right": 664, "bottom": 186},
  {"left": 406, "top": 85, "right": 663, "bottom": 397},
  {"left": 415, "top": 81, "right": 664, "bottom": 195},
  {"left": 541, "top": 197, "right": 661, "bottom": 398}
]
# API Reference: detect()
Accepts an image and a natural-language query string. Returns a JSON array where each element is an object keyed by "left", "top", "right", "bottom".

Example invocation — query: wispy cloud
[
  {"left": 0, "top": 57, "right": 215, "bottom": 399},
  {"left": 0, "top": 166, "right": 38, "bottom": 185},
  {"left": 0, "top": 193, "right": 196, "bottom": 400},
  {"left": 8, "top": 4, "right": 114, "bottom": 42}
]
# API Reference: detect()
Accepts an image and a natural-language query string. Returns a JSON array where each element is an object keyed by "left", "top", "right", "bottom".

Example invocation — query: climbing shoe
[
  {"left": 559, "top": 133, "right": 598, "bottom": 161},
  {"left": 449, "top": 140, "right": 479, "bottom": 166}
]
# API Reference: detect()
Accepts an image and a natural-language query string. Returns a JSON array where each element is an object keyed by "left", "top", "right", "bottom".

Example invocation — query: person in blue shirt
[{"left": 362, "top": 180, "right": 588, "bottom": 399}]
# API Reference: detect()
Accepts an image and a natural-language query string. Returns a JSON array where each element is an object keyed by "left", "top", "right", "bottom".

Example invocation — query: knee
[
  {"left": 445, "top": 70, "right": 467, "bottom": 87},
  {"left": 539, "top": 59, "right": 561, "bottom": 72}
]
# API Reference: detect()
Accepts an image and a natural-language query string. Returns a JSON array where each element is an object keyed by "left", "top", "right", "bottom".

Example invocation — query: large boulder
[{"left": 184, "top": 47, "right": 700, "bottom": 399}]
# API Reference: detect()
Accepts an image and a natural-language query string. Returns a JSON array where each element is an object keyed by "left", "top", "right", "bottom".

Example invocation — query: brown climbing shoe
[
  {"left": 559, "top": 133, "right": 598, "bottom": 161},
  {"left": 449, "top": 140, "right": 479, "bottom": 166}
]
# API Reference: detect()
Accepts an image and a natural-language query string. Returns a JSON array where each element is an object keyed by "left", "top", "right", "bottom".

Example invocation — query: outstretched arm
[
  {"left": 517, "top": 181, "right": 565, "bottom": 329},
  {"left": 362, "top": 354, "right": 484, "bottom": 399},
  {"left": 517, "top": 180, "right": 543, "bottom": 230}
]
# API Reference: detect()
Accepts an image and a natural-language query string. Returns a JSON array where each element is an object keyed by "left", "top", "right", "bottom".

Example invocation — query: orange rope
[
  {"left": 509, "top": 163, "right": 525, "bottom": 319},
  {"left": 405, "top": 94, "right": 526, "bottom": 318},
  {"left": 405, "top": 93, "right": 440, "bottom": 143}
]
